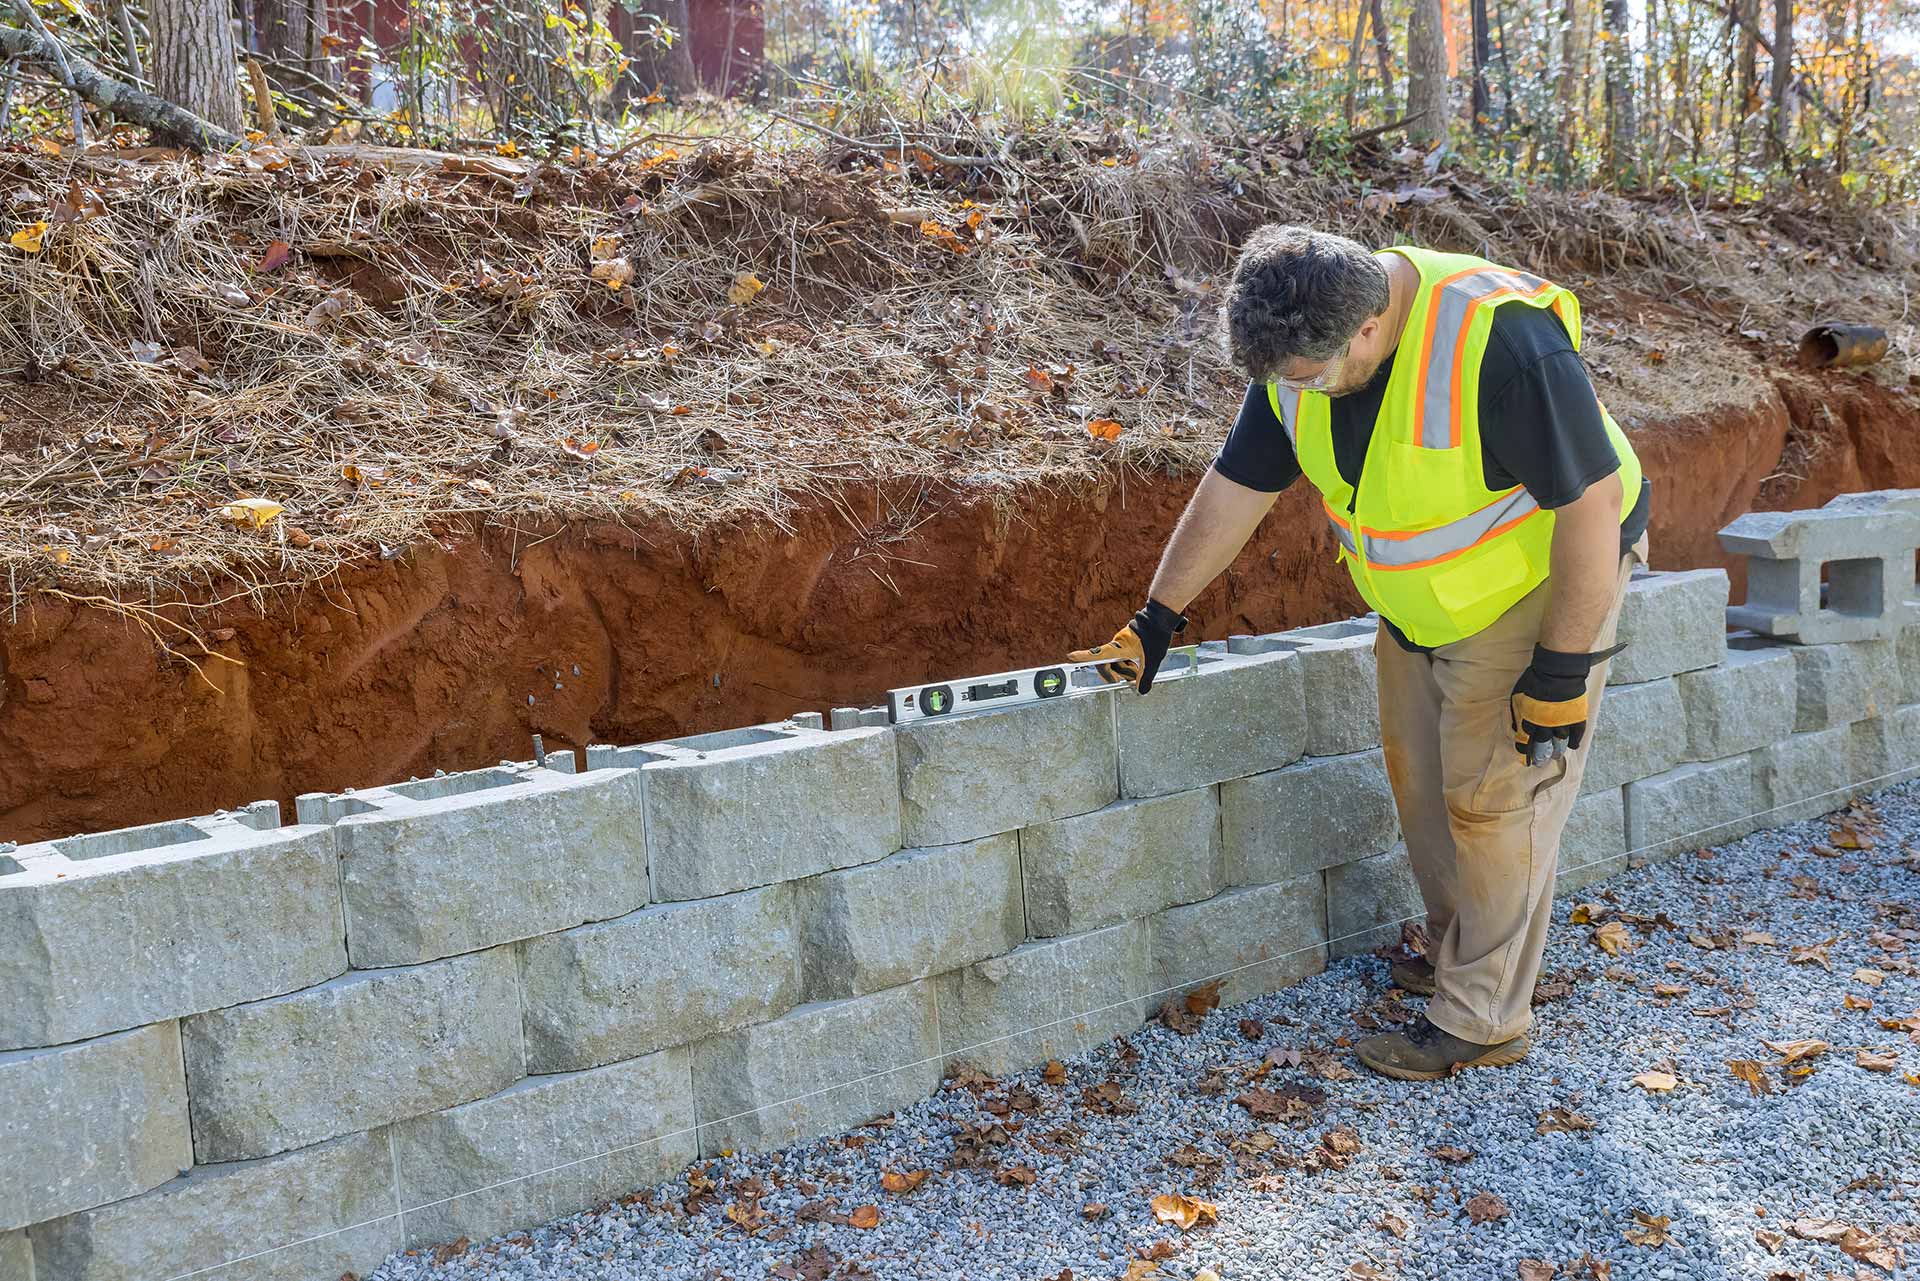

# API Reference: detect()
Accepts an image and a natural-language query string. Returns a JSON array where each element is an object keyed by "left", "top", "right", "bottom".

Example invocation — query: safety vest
[{"left": 1268, "top": 245, "right": 1643, "bottom": 648}]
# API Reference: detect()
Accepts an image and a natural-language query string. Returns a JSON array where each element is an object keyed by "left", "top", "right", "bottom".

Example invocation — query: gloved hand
[
  {"left": 1069, "top": 600, "right": 1187, "bottom": 694},
  {"left": 1510, "top": 643, "right": 1618, "bottom": 763}
]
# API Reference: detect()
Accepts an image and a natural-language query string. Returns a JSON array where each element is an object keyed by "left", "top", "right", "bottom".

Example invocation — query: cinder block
[
  {"left": 390, "top": 1048, "right": 696, "bottom": 1251},
  {"left": 930, "top": 921, "right": 1150, "bottom": 1079},
  {"left": 1722, "top": 506, "right": 1920, "bottom": 643},
  {"left": 642, "top": 725, "right": 901, "bottom": 901},
  {"left": 1676, "top": 637, "right": 1798, "bottom": 763},
  {"left": 1223, "top": 749, "right": 1398, "bottom": 885},
  {"left": 182, "top": 947, "right": 524, "bottom": 1162},
  {"left": 0, "top": 1023, "right": 191, "bottom": 1232},
  {"left": 317, "top": 764, "right": 648, "bottom": 967},
  {"left": 691, "top": 982, "right": 940, "bottom": 1156},
  {"left": 1788, "top": 638, "right": 1902, "bottom": 731},
  {"left": 0, "top": 810, "right": 345, "bottom": 1050},
  {"left": 1, "top": 1230, "right": 27, "bottom": 1281},
  {"left": 895, "top": 689, "right": 1118, "bottom": 847},
  {"left": 1750, "top": 726, "right": 1856, "bottom": 827},
  {"left": 1607, "top": 569, "right": 1730, "bottom": 685},
  {"left": 26, "top": 1131, "right": 399, "bottom": 1281},
  {"left": 1848, "top": 705, "right": 1920, "bottom": 792},
  {"left": 1115, "top": 650, "right": 1306, "bottom": 798},
  {"left": 519, "top": 884, "right": 802, "bottom": 1073},
  {"left": 1624, "top": 757, "right": 1755, "bottom": 863},
  {"left": 1149, "top": 875, "right": 1327, "bottom": 1007},
  {"left": 1019, "top": 787, "right": 1224, "bottom": 938},
  {"left": 1273, "top": 620, "right": 1380, "bottom": 755},
  {"left": 1581, "top": 677, "right": 1686, "bottom": 794},
  {"left": 1325, "top": 844, "right": 1424, "bottom": 958},
  {"left": 1899, "top": 623, "right": 1920, "bottom": 706},
  {"left": 1558, "top": 788, "right": 1626, "bottom": 890},
  {"left": 797, "top": 835, "right": 1022, "bottom": 1001}
]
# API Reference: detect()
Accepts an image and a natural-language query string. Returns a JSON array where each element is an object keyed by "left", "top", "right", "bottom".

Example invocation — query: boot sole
[
  {"left": 1392, "top": 972, "right": 1437, "bottom": 997},
  {"left": 1357, "top": 1036, "right": 1531, "bottom": 1082}
]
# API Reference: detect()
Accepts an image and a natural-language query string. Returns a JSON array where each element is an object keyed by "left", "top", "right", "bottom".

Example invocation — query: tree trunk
[
  {"left": 1343, "top": 0, "right": 1371, "bottom": 128},
  {"left": 1369, "top": 0, "right": 1395, "bottom": 113},
  {"left": 150, "top": 0, "right": 244, "bottom": 135},
  {"left": 0, "top": 21, "right": 239, "bottom": 147},
  {"left": 622, "top": 0, "right": 699, "bottom": 102},
  {"left": 1555, "top": 0, "right": 1578, "bottom": 176},
  {"left": 1406, "top": 0, "right": 1448, "bottom": 147},
  {"left": 1769, "top": 0, "right": 1793, "bottom": 158},
  {"left": 254, "top": 0, "right": 337, "bottom": 84},
  {"left": 1735, "top": 0, "right": 1760, "bottom": 166},
  {"left": 1603, "top": 0, "right": 1636, "bottom": 180},
  {"left": 1469, "top": 0, "right": 1490, "bottom": 134}
]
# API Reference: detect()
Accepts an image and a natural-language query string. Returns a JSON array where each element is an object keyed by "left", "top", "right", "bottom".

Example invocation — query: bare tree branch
[{"left": 0, "top": 18, "right": 239, "bottom": 149}]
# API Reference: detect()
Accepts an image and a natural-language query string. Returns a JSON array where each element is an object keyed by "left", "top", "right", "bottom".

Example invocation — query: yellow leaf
[
  {"left": 1569, "top": 902, "right": 1598, "bottom": 925},
  {"left": 1853, "top": 968, "right": 1887, "bottom": 986},
  {"left": 1123, "top": 1263, "right": 1160, "bottom": 1281},
  {"left": 727, "top": 271, "right": 765, "bottom": 306},
  {"left": 1593, "top": 920, "right": 1636, "bottom": 956},
  {"left": 495, "top": 140, "right": 519, "bottom": 157},
  {"left": 640, "top": 147, "right": 680, "bottom": 170},
  {"left": 848, "top": 1204, "right": 880, "bottom": 1229},
  {"left": 1100, "top": 155, "right": 1118, "bottom": 166},
  {"left": 881, "top": 1169, "right": 930, "bottom": 1194},
  {"left": 1761, "top": 1038, "right": 1830, "bottom": 1065},
  {"left": 1631, "top": 1070, "right": 1677, "bottom": 1092},
  {"left": 30, "top": 136, "right": 60, "bottom": 155},
  {"left": 1149, "top": 1192, "right": 1219, "bottom": 1230},
  {"left": 214, "top": 497, "right": 284, "bottom": 529},
  {"left": 590, "top": 234, "right": 620, "bottom": 261},
  {"left": 1087, "top": 418, "right": 1123, "bottom": 441},
  {"left": 11, "top": 221, "right": 47, "bottom": 253}
]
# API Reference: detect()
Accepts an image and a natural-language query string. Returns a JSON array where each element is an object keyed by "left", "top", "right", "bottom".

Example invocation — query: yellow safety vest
[{"left": 1268, "top": 245, "right": 1643, "bottom": 648}]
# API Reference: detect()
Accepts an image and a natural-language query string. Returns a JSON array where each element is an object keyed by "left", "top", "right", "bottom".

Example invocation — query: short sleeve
[
  {"left": 1479, "top": 315, "right": 1621, "bottom": 509},
  {"left": 1212, "top": 383, "right": 1304, "bottom": 494}
]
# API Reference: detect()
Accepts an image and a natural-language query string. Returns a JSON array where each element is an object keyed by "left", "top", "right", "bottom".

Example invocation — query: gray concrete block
[
  {"left": 1624, "top": 757, "right": 1755, "bottom": 863},
  {"left": 0, "top": 1231, "right": 27, "bottom": 1281},
  {"left": 1608, "top": 569, "right": 1730, "bottom": 685},
  {"left": 1325, "top": 844, "right": 1423, "bottom": 958},
  {"left": 1581, "top": 677, "right": 1686, "bottom": 794},
  {"left": 0, "top": 1023, "right": 192, "bottom": 1232},
  {"left": 797, "top": 835, "right": 1022, "bottom": 1001},
  {"left": 1676, "top": 637, "right": 1798, "bottom": 763},
  {"left": 1019, "top": 787, "right": 1224, "bottom": 938},
  {"left": 1788, "top": 638, "right": 1902, "bottom": 731},
  {"left": 895, "top": 689, "right": 1118, "bottom": 847},
  {"left": 183, "top": 947, "right": 523, "bottom": 1163},
  {"left": 325, "top": 764, "right": 648, "bottom": 967},
  {"left": 1723, "top": 506, "right": 1920, "bottom": 643},
  {"left": 1223, "top": 749, "right": 1398, "bottom": 885},
  {"left": 1848, "top": 705, "right": 1920, "bottom": 792},
  {"left": 1273, "top": 620, "right": 1380, "bottom": 755},
  {"left": 26, "top": 1131, "right": 399, "bottom": 1281},
  {"left": 930, "top": 921, "right": 1150, "bottom": 1079},
  {"left": 519, "top": 884, "right": 802, "bottom": 1073},
  {"left": 1558, "top": 788, "right": 1626, "bottom": 891},
  {"left": 642, "top": 725, "right": 901, "bottom": 901},
  {"left": 691, "top": 982, "right": 940, "bottom": 1156},
  {"left": 1149, "top": 876, "right": 1327, "bottom": 1007},
  {"left": 1750, "top": 726, "right": 1856, "bottom": 827},
  {"left": 1115, "top": 650, "right": 1306, "bottom": 798},
  {"left": 390, "top": 1048, "right": 697, "bottom": 1251},
  {"left": 0, "top": 811, "right": 345, "bottom": 1051},
  {"left": 1900, "top": 623, "right": 1920, "bottom": 706}
]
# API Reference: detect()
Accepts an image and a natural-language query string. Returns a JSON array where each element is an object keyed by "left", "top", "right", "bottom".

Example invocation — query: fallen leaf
[
  {"left": 1043, "top": 1060, "right": 1067, "bottom": 1085},
  {"left": 1623, "top": 1211, "right": 1675, "bottom": 1247},
  {"left": 1653, "top": 983, "right": 1691, "bottom": 998},
  {"left": 465, "top": 478, "right": 494, "bottom": 495},
  {"left": 214, "top": 497, "right": 284, "bottom": 529},
  {"left": 1537, "top": 1106, "right": 1596, "bottom": 1134},
  {"left": 1761, "top": 1038, "right": 1830, "bottom": 1065},
  {"left": 847, "top": 1204, "right": 879, "bottom": 1229},
  {"left": 1347, "top": 1264, "right": 1388, "bottom": 1280},
  {"left": 1789, "top": 938, "right": 1835, "bottom": 970},
  {"left": 559, "top": 437, "right": 600, "bottom": 460},
  {"left": 1081, "top": 1202, "right": 1107, "bottom": 1220},
  {"left": 1845, "top": 994, "right": 1875, "bottom": 1011},
  {"left": 727, "top": 271, "right": 765, "bottom": 305},
  {"left": 1631, "top": 1071, "right": 1678, "bottom": 1092},
  {"left": 1856, "top": 1049, "right": 1899, "bottom": 1073},
  {"left": 1122, "top": 1263, "right": 1159, "bottom": 1281},
  {"left": 1087, "top": 418, "right": 1123, "bottom": 441},
  {"left": 10, "top": 220, "right": 47, "bottom": 253},
  {"left": 430, "top": 1236, "right": 471, "bottom": 1263},
  {"left": 1593, "top": 921, "right": 1637, "bottom": 956},
  {"left": 1756, "top": 1227, "right": 1785, "bottom": 1251},
  {"left": 1853, "top": 968, "right": 1887, "bottom": 986},
  {"left": 1149, "top": 1192, "right": 1219, "bottom": 1231},
  {"left": 1428, "top": 1145, "right": 1475, "bottom": 1164},
  {"left": 257, "top": 240, "right": 291, "bottom": 272},
  {"left": 1742, "top": 931, "right": 1778, "bottom": 945},
  {"left": 1239, "top": 1019, "right": 1265, "bottom": 1041},
  {"left": 994, "top": 1165, "right": 1037, "bottom": 1187},
  {"left": 1379, "top": 1213, "right": 1411, "bottom": 1239},
  {"left": 1185, "top": 980, "right": 1223, "bottom": 1018},
  {"left": 1465, "top": 1191, "right": 1510, "bottom": 1224},
  {"left": 1727, "top": 1060, "right": 1774, "bottom": 1096},
  {"left": 880, "top": 1169, "right": 929, "bottom": 1194},
  {"left": 305, "top": 289, "right": 349, "bottom": 329},
  {"left": 590, "top": 256, "right": 634, "bottom": 290},
  {"left": 1787, "top": 1217, "right": 1850, "bottom": 1243},
  {"left": 1517, "top": 1262, "right": 1556, "bottom": 1281}
]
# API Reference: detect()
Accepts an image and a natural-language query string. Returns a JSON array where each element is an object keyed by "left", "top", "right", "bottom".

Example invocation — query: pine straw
[{"left": 1, "top": 124, "right": 1915, "bottom": 609}]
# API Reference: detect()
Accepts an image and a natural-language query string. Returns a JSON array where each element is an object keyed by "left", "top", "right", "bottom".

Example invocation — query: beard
[{"left": 1325, "top": 348, "right": 1388, "bottom": 398}]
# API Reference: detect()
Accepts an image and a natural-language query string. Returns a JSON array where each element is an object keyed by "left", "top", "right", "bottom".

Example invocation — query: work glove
[
  {"left": 1509, "top": 643, "right": 1623, "bottom": 764},
  {"left": 1069, "top": 600, "right": 1187, "bottom": 694}
]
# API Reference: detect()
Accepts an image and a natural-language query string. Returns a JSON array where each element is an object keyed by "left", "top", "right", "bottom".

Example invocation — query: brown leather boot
[
  {"left": 1355, "top": 1015, "right": 1529, "bottom": 1081},
  {"left": 1390, "top": 955, "right": 1436, "bottom": 996}
]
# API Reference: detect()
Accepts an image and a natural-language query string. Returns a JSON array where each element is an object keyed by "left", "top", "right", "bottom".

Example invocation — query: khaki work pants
[{"left": 1375, "top": 535, "right": 1646, "bottom": 1044}]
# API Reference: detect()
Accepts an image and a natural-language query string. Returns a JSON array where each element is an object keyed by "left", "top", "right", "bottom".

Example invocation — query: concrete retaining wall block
[
  {"left": 1787, "top": 638, "right": 1902, "bottom": 732},
  {"left": 1019, "top": 787, "right": 1224, "bottom": 938},
  {"left": 1272, "top": 620, "right": 1380, "bottom": 755},
  {"left": 25, "top": 1131, "right": 399, "bottom": 1281},
  {"left": 1, "top": 1230, "right": 27, "bottom": 1281},
  {"left": 1115, "top": 651, "right": 1306, "bottom": 798},
  {"left": 1677, "top": 638, "right": 1799, "bottom": 763},
  {"left": 182, "top": 947, "right": 524, "bottom": 1163},
  {"left": 930, "top": 921, "right": 1150, "bottom": 1079},
  {"left": 1849, "top": 705, "right": 1920, "bottom": 793},
  {"left": 1325, "top": 844, "right": 1423, "bottom": 958},
  {"left": 0, "top": 811, "right": 345, "bottom": 1051},
  {"left": 1722, "top": 506, "right": 1920, "bottom": 644},
  {"left": 1581, "top": 677, "right": 1686, "bottom": 795},
  {"left": 1900, "top": 623, "right": 1920, "bottom": 706},
  {"left": 691, "top": 982, "right": 940, "bottom": 1156},
  {"left": 390, "top": 1048, "right": 697, "bottom": 1251},
  {"left": 1222, "top": 749, "right": 1398, "bottom": 886},
  {"left": 798, "top": 834, "right": 1023, "bottom": 1001},
  {"left": 1606, "top": 569, "right": 1730, "bottom": 686},
  {"left": 1149, "top": 876, "right": 1328, "bottom": 1006},
  {"left": 519, "top": 883, "right": 802, "bottom": 1073},
  {"left": 0, "top": 1023, "right": 192, "bottom": 1232},
  {"left": 1559, "top": 788, "right": 1626, "bottom": 890},
  {"left": 1624, "top": 757, "right": 1756, "bottom": 863},
  {"left": 1750, "top": 726, "right": 1856, "bottom": 828},
  {"left": 895, "top": 689, "right": 1118, "bottom": 847}
]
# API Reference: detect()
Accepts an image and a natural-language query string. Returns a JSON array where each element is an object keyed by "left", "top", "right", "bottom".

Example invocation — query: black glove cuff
[
  {"left": 1530, "top": 644, "right": 1594, "bottom": 681},
  {"left": 1138, "top": 598, "right": 1188, "bottom": 638}
]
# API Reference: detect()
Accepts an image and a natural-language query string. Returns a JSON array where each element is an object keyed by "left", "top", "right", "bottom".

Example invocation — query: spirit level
[{"left": 885, "top": 646, "right": 1203, "bottom": 724}]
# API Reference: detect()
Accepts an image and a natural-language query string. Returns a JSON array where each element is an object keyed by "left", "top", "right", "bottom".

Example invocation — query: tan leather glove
[{"left": 1069, "top": 600, "right": 1187, "bottom": 693}]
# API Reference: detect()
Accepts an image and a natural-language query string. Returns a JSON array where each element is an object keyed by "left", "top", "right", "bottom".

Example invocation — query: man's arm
[
  {"left": 1147, "top": 468, "right": 1282, "bottom": 614},
  {"left": 1537, "top": 470, "right": 1625, "bottom": 652}
]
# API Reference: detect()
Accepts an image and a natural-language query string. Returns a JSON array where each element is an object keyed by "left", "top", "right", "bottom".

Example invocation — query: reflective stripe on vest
[{"left": 1412, "top": 266, "right": 1560, "bottom": 449}]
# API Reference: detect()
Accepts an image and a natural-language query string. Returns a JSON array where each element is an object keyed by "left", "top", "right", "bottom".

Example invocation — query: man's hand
[
  {"left": 1509, "top": 645, "right": 1598, "bottom": 762},
  {"left": 1071, "top": 600, "right": 1186, "bottom": 694}
]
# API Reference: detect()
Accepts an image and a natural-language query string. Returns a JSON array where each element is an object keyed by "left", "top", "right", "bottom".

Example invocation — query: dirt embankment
[{"left": 3, "top": 367, "right": 1915, "bottom": 844}]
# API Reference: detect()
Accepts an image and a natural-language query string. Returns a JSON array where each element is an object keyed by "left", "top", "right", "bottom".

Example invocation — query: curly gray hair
[{"left": 1219, "top": 225, "right": 1390, "bottom": 383}]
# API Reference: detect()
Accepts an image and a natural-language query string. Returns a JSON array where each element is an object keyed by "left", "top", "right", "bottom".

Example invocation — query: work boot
[
  {"left": 1355, "top": 1015, "right": 1529, "bottom": 1081},
  {"left": 1390, "top": 955, "right": 1436, "bottom": 996}
]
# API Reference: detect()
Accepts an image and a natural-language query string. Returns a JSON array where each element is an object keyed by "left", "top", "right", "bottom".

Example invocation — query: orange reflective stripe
[
  {"left": 1352, "top": 487, "right": 1544, "bottom": 569},
  {"left": 1363, "top": 507, "right": 1546, "bottom": 572},
  {"left": 1446, "top": 277, "right": 1556, "bottom": 447},
  {"left": 1411, "top": 267, "right": 1558, "bottom": 450}
]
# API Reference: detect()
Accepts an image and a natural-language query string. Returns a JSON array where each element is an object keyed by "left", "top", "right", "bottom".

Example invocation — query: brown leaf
[
  {"left": 1623, "top": 1211, "right": 1674, "bottom": 1247},
  {"left": 994, "top": 1165, "right": 1037, "bottom": 1187},
  {"left": 1536, "top": 1106, "right": 1596, "bottom": 1134},
  {"left": 1856, "top": 1049, "right": 1899, "bottom": 1073},
  {"left": 1086, "top": 418, "right": 1123, "bottom": 441},
  {"left": 847, "top": 1204, "right": 879, "bottom": 1229},
  {"left": 1593, "top": 921, "right": 1636, "bottom": 956},
  {"left": 1845, "top": 993, "right": 1875, "bottom": 1011},
  {"left": 1761, "top": 1038, "right": 1830, "bottom": 1065},
  {"left": 1379, "top": 1213, "right": 1411, "bottom": 1239},
  {"left": 1236, "top": 1084, "right": 1324, "bottom": 1123},
  {"left": 1755, "top": 1227, "right": 1785, "bottom": 1251},
  {"left": 1185, "top": 979, "right": 1223, "bottom": 1017},
  {"left": 1121, "top": 1263, "right": 1159, "bottom": 1281},
  {"left": 1043, "top": 1060, "right": 1067, "bottom": 1085},
  {"left": 1081, "top": 1202, "right": 1107, "bottom": 1220},
  {"left": 1727, "top": 1060, "right": 1774, "bottom": 1096},
  {"left": 1572, "top": 1254, "right": 1612, "bottom": 1280},
  {"left": 1787, "top": 1217, "right": 1852, "bottom": 1244},
  {"left": 1429, "top": 1145, "right": 1475, "bottom": 1164},
  {"left": 1347, "top": 1263, "right": 1389, "bottom": 1280},
  {"left": 1853, "top": 967, "right": 1888, "bottom": 986},
  {"left": 1239, "top": 1018, "right": 1265, "bottom": 1040},
  {"left": 1517, "top": 1261, "right": 1557, "bottom": 1281},
  {"left": 881, "top": 1169, "right": 930, "bottom": 1194},
  {"left": 1631, "top": 1071, "right": 1678, "bottom": 1092},
  {"left": 1149, "top": 1191, "right": 1218, "bottom": 1230},
  {"left": 1465, "top": 1191, "right": 1510, "bottom": 1224},
  {"left": 429, "top": 1237, "right": 470, "bottom": 1264},
  {"left": 1789, "top": 938, "right": 1836, "bottom": 970},
  {"left": 257, "top": 240, "right": 292, "bottom": 272}
]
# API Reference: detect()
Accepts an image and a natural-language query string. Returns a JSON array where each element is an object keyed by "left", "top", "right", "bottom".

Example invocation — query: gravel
[{"left": 370, "top": 783, "right": 1920, "bottom": 1281}]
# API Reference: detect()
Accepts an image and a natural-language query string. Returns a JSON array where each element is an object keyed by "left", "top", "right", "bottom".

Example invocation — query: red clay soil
[{"left": 3, "top": 370, "right": 1917, "bottom": 844}]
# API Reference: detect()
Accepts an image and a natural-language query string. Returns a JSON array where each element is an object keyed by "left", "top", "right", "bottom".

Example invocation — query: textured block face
[
  {"left": 1848, "top": 706, "right": 1920, "bottom": 792},
  {"left": 27, "top": 1132, "right": 399, "bottom": 1281},
  {"left": 798, "top": 835, "right": 1023, "bottom": 1001},
  {"left": 691, "top": 983, "right": 940, "bottom": 1156},
  {"left": 1149, "top": 877, "right": 1327, "bottom": 1007},
  {"left": 1275, "top": 622, "right": 1380, "bottom": 755},
  {"left": 1324, "top": 844, "right": 1423, "bottom": 958},
  {"left": 1750, "top": 726, "right": 1856, "bottom": 827},
  {"left": 0, "top": 820, "right": 345, "bottom": 1050},
  {"left": 1, "top": 1230, "right": 27, "bottom": 1281},
  {"left": 895, "top": 690, "right": 1118, "bottom": 847},
  {"left": 337, "top": 768, "right": 648, "bottom": 967},
  {"left": 1558, "top": 788, "right": 1626, "bottom": 891},
  {"left": 1624, "top": 758, "right": 1755, "bottom": 863},
  {"left": 1788, "top": 638, "right": 1902, "bottom": 732},
  {"left": 1222, "top": 750, "right": 1398, "bottom": 885},
  {"left": 931, "top": 923, "right": 1150, "bottom": 1078},
  {"left": 182, "top": 948, "right": 524, "bottom": 1162},
  {"left": 0, "top": 1024, "right": 192, "bottom": 1232},
  {"left": 519, "top": 885, "right": 802, "bottom": 1072},
  {"left": 1900, "top": 623, "right": 1920, "bottom": 706},
  {"left": 645, "top": 728, "right": 901, "bottom": 901},
  {"left": 1606, "top": 569, "right": 1729, "bottom": 685},
  {"left": 1581, "top": 677, "right": 1686, "bottom": 794},
  {"left": 390, "top": 1048, "right": 697, "bottom": 1251},
  {"left": 1722, "top": 506, "right": 1920, "bottom": 643},
  {"left": 1677, "top": 640, "right": 1798, "bottom": 763},
  {"left": 1115, "top": 651, "right": 1306, "bottom": 798},
  {"left": 1019, "top": 788, "right": 1224, "bottom": 938}
]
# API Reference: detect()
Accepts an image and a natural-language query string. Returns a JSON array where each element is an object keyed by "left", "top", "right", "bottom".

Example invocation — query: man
[{"left": 1070, "top": 226, "right": 1651, "bottom": 1081}]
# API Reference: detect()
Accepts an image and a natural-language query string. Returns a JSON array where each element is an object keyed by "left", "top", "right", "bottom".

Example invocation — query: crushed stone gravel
[{"left": 368, "top": 782, "right": 1920, "bottom": 1281}]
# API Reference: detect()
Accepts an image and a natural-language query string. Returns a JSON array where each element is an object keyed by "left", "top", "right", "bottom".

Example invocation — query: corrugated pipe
[{"left": 1797, "top": 322, "right": 1889, "bottom": 369}]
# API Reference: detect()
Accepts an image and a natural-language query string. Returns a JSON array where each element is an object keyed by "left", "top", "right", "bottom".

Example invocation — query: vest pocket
[
  {"left": 1429, "top": 537, "right": 1534, "bottom": 624},
  {"left": 1382, "top": 441, "right": 1467, "bottom": 529}
]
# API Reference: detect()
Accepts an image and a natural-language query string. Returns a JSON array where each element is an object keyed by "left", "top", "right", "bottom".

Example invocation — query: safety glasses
[{"left": 1273, "top": 341, "right": 1350, "bottom": 393}]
